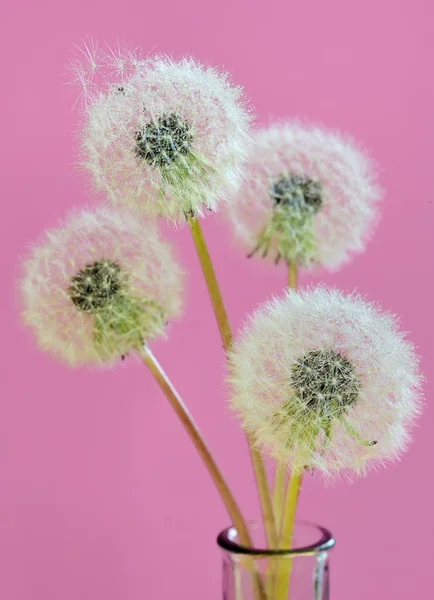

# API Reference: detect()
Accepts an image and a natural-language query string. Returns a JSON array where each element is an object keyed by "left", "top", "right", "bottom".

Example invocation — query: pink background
[{"left": 1, "top": 1, "right": 433, "bottom": 599}]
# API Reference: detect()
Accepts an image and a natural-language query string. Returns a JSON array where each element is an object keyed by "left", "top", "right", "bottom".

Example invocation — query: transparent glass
[{"left": 218, "top": 521, "right": 334, "bottom": 600}]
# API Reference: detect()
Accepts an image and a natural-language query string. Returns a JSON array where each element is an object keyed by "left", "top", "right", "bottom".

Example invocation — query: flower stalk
[
  {"left": 271, "top": 262, "right": 301, "bottom": 598},
  {"left": 272, "top": 464, "right": 286, "bottom": 536},
  {"left": 140, "top": 344, "right": 248, "bottom": 539},
  {"left": 188, "top": 213, "right": 277, "bottom": 549},
  {"left": 187, "top": 215, "right": 232, "bottom": 351},
  {"left": 274, "top": 470, "right": 303, "bottom": 600},
  {"left": 140, "top": 344, "right": 266, "bottom": 600},
  {"left": 272, "top": 262, "right": 298, "bottom": 534},
  {"left": 287, "top": 261, "right": 297, "bottom": 290}
]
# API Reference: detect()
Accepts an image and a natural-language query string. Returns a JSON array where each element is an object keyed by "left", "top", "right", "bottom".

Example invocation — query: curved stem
[
  {"left": 187, "top": 215, "right": 232, "bottom": 351},
  {"left": 140, "top": 345, "right": 267, "bottom": 599},
  {"left": 188, "top": 214, "right": 277, "bottom": 549},
  {"left": 140, "top": 345, "right": 250, "bottom": 544}
]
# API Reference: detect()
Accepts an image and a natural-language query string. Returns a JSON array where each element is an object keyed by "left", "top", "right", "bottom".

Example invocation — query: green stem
[
  {"left": 187, "top": 214, "right": 277, "bottom": 550},
  {"left": 271, "top": 262, "right": 301, "bottom": 599},
  {"left": 272, "top": 464, "right": 287, "bottom": 535},
  {"left": 140, "top": 345, "right": 267, "bottom": 600},
  {"left": 287, "top": 261, "right": 297, "bottom": 289},
  {"left": 272, "top": 262, "right": 298, "bottom": 530},
  {"left": 274, "top": 471, "right": 303, "bottom": 600}
]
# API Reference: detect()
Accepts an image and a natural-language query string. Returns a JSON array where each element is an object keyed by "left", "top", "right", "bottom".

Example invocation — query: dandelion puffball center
[
  {"left": 290, "top": 349, "right": 360, "bottom": 418},
  {"left": 248, "top": 173, "right": 323, "bottom": 263},
  {"left": 68, "top": 259, "right": 124, "bottom": 313},
  {"left": 270, "top": 173, "right": 323, "bottom": 215},
  {"left": 135, "top": 113, "right": 194, "bottom": 169}
]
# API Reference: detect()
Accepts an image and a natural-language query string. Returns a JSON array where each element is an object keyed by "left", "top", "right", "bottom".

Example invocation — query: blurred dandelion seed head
[
  {"left": 20, "top": 207, "right": 184, "bottom": 367},
  {"left": 225, "top": 121, "right": 382, "bottom": 271}
]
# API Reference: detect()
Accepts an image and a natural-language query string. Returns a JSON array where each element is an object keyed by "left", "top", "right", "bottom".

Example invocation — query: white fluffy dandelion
[
  {"left": 224, "top": 122, "right": 382, "bottom": 272},
  {"left": 229, "top": 287, "right": 421, "bottom": 478},
  {"left": 77, "top": 48, "right": 252, "bottom": 223},
  {"left": 21, "top": 207, "right": 183, "bottom": 366}
]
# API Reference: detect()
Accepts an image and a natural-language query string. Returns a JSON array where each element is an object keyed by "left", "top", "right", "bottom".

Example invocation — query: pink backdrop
[{"left": 1, "top": 1, "right": 433, "bottom": 599}]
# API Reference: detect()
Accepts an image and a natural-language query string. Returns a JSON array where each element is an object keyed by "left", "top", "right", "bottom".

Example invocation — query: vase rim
[{"left": 217, "top": 520, "right": 335, "bottom": 557}]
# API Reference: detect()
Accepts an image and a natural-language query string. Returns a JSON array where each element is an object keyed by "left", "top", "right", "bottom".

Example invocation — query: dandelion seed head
[
  {"left": 20, "top": 207, "right": 184, "bottom": 367},
  {"left": 225, "top": 121, "right": 382, "bottom": 272},
  {"left": 75, "top": 47, "right": 252, "bottom": 223},
  {"left": 229, "top": 287, "right": 422, "bottom": 479}
]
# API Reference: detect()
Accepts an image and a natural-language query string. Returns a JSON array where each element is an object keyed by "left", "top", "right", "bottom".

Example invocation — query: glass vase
[{"left": 218, "top": 521, "right": 334, "bottom": 600}]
